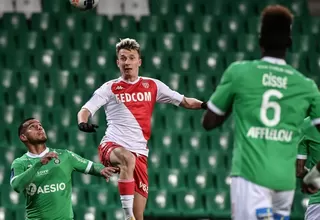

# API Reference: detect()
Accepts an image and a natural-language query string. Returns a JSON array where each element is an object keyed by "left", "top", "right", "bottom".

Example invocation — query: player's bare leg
[
  {"left": 110, "top": 147, "right": 136, "bottom": 220},
  {"left": 133, "top": 192, "right": 147, "bottom": 220}
]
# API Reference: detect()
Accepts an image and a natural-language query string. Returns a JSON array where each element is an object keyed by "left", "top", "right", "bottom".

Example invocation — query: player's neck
[
  {"left": 27, "top": 144, "right": 47, "bottom": 155},
  {"left": 262, "top": 50, "right": 286, "bottom": 60},
  {"left": 121, "top": 75, "right": 139, "bottom": 83}
]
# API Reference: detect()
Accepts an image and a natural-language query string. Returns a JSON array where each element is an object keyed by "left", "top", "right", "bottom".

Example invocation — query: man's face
[
  {"left": 20, "top": 119, "right": 47, "bottom": 144},
  {"left": 117, "top": 49, "right": 141, "bottom": 79}
]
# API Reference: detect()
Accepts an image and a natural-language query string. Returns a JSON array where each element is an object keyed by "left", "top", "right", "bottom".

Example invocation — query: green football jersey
[
  {"left": 10, "top": 148, "right": 94, "bottom": 220},
  {"left": 298, "top": 117, "right": 320, "bottom": 205},
  {"left": 208, "top": 57, "right": 320, "bottom": 191}
]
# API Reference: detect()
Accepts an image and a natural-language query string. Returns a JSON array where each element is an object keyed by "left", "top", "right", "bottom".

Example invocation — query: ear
[
  {"left": 19, "top": 134, "right": 27, "bottom": 142},
  {"left": 138, "top": 58, "right": 142, "bottom": 67},
  {"left": 116, "top": 59, "right": 120, "bottom": 67}
]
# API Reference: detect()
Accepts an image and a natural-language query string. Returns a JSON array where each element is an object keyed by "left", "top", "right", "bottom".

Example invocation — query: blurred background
[{"left": 0, "top": 0, "right": 319, "bottom": 219}]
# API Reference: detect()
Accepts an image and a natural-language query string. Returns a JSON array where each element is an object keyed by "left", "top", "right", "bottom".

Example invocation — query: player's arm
[
  {"left": 77, "top": 83, "right": 111, "bottom": 132},
  {"left": 296, "top": 138, "right": 308, "bottom": 178},
  {"left": 67, "top": 151, "right": 118, "bottom": 180},
  {"left": 10, "top": 152, "right": 58, "bottom": 193},
  {"left": 179, "top": 97, "right": 207, "bottom": 110},
  {"left": 202, "top": 64, "right": 235, "bottom": 130}
]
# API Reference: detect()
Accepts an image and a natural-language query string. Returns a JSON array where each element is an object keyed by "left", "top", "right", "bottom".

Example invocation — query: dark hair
[
  {"left": 259, "top": 5, "right": 294, "bottom": 50},
  {"left": 18, "top": 117, "right": 35, "bottom": 136}
]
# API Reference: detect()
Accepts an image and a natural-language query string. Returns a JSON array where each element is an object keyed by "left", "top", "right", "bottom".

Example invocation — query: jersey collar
[
  {"left": 262, "top": 56, "right": 286, "bottom": 65},
  {"left": 119, "top": 76, "right": 141, "bottom": 84},
  {"left": 26, "top": 147, "right": 49, "bottom": 158}
]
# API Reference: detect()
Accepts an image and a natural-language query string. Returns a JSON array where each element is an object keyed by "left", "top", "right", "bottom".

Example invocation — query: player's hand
[
  {"left": 100, "top": 166, "right": 120, "bottom": 182},
  {"left": 40, "top": 152, "right": 59, "bottom": 165},
  {"left": 301, "top": 182, "right": 319, "bottom": 194},
  {"left": 78, "top": 122, "right": 99, "bottom": 133}
]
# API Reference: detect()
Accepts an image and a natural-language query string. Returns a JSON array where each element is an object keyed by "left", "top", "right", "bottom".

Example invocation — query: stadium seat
[
  {"left": 67, "top": 126, "right": 96, "bottom": 150},
  {"left": 44, "top": 32, "right": 70, "bottom": 51},
  {"left": 164, "top": 110, "right": 192, "bottom": 132},
  {"left": 166, "top": 16, "right": 192, "bottom": 33},
  {"left": 73, "top": 207, "right": 105, "bottom": 220},
  {"left": 247, "top": 16, "right": 260, "bottom": 35},
  {"left": 87, "top": 50, "right": 118, "bottom": 73},
  {"left": 204, "top": 189, "right": 231, "bottom": 217},
  {"left": 169, "top": 149, "right": 196, "bottom": 170},
  {"left": 140, "top": 15, "right": 164, "bottom": 33},
  {"left": 203, "top": 0, "right": 229, "bottom": 16},
  {"left": 155, "top": 33, "right": 180, "bottom": 53},
  {"left": 72, "top": 32, "right": 99, "bottom": 51},
  {"left": 182, "top": 34, "right": 207, "bottom": 52},
  {"left": 112, "top": 16, "right": 137, "bottom": 34},
  {"left": 56, "top": 14, "right": 84, "bottom": 33},
  {"left": 0, "top": 31, "right": 15, "bottom": 50},
  {"left": 187, "top": 170, "right": 216, "bottom": 190},
  {"left": 2, "top": 13, "right": 27, "bottom": 31},
  {"left": 159, "top": 168, "right": 186, "bottom": 192},
  {"left": 5, "top": 50, "right": 31, "bottom": 69},
  {"left": 148, "top": 189, "right": 177, "bottom": 216},
  {"left": 237, "top": 34, "right": 259, "bottom": 53},
  {"left": 42, "top": 0, "right": 69, "bottom": 14},
  {"left": 83, "top": 15, "right": 111, "bottom": 35},
  {"left": 230, "top": 1, "right": 256, "bottom": 17},
  {"left": 176, "top": 0, "right": 201, "bottom": 16},
  {"left": 105, "top": 208, "right": 125, "bottom": 220},
  {"left": 221, "top": 16, "right": 245, "bottom": 35},
  {"left": 143, "top": 52, "right": 169, "bottom": 72},
  {"left": 87, "top": 187, "right": 119, "bottom": 209},
  {"left": 60, "top": 50, "right": 86, "bottom": 71},
  {"left": 302, "top": 17, "right": 320, "bottom": 35},
  {"left": 1, "top": 184, "right": 25, "bottom": 208},
  {"left": 193, "top": 15, "right": 220, "bottom": 34},
  {"left": 71, "top": 186, "right": 87, "bottom": 207},
  {"left": 0, "top": 208, "right": 13, "bottom": 220},
  {"left": 30, "top": 13, "right": 57, "bottom": 33},
  {"left": 149, "top": 148, "right": 168, "bottom": 170},
  {"left": 33, "top": 49, "right": 59, "bottom": 71},
  {"left": 198, "top": 52, "right": 224, "bottom": 73},
  {"left": 16, "top": 31, "right": 43, "bottom": 50},
  {"left": 149, "top": 0, "right": 174, "bottom": 15},
  {"left": 171, "top": 52, "right": 198, "bottom": 73},
  {"left": 176, "top": 189, "right": 205, "bottom": 216}
]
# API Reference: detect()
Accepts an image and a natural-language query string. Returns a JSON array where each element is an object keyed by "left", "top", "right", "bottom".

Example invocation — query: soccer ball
[{"left": 70, "top": 0, "right": 99, "bottom": 10}]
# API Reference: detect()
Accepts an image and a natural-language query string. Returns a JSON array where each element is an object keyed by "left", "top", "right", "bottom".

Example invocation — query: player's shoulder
[
  {"left": 51, "top": 148, "right": 68, "bottom": 155},
  {"left": 100, "top": 78, "right": 121, "bottom": 87},
  {"left": 12, "top": 154, "right": 28, "bottom": 165}
]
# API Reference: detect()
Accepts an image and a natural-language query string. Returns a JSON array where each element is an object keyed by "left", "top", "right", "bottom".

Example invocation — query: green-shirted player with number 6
[
  {"left": 202, "top": 5, "right": 320, "bottom": 220},
  {"left": 10, "top": 118, "right": 119, "bottom": 220}
]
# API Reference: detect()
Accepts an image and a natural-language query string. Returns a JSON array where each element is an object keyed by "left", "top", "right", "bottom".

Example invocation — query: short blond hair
[{"left": 116, "top": 38, "right": 141, "bottom": 56}]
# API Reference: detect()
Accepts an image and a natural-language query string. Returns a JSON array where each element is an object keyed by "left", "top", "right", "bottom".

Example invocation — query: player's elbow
[{"left": 11, "top": 183, "right": 21, "bottom": 193}]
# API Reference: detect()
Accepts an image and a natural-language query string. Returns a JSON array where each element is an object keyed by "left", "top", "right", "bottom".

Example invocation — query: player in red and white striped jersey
[{"left": 77, "top": 38, "right": 207, "bottom": 220}]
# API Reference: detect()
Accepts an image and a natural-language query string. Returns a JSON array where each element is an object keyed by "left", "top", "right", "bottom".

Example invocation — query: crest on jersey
[
  {"left": 142, "top": 82, "right": 149, "bottom": 88},
  {"left": 54, "top": 159, "right": 60, "bottom": 164}
]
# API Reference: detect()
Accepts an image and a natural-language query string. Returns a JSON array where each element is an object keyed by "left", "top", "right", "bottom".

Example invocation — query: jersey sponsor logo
[
  {"left": 247, "top": 127, "right": 293, "bottom": 142},
  {"left": 37, "top": 170, "right": 49, "bottom": 176},
  {"left": 139, "top": 181, "right": 148, "bottom": 194},
  {"left": 115, "top": 86, "right": 124, "bottom": 90},
  {"left": 262, "top": 72, "right": 288, "bottom": 89},
  {"left": 115, "top": 92, "right": 152, "bottom": 103},
  {"left": 26, "top": 182, "right": 66, "bottom": 196}
]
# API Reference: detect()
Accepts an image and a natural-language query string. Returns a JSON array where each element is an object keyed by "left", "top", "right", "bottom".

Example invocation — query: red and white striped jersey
[{"left": 82, "top": 76, "right": 184, "bottom": 157}]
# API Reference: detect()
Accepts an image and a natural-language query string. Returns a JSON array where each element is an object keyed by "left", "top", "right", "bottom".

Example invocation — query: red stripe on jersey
[{"left": 111, "top": 78, "right": 157, "bottom": 140}]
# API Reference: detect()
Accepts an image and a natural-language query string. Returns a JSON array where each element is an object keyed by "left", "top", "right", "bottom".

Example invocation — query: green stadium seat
[
  {"left": 33, "top": 49, "right": 59, "bottom": 71},
  {"left": 56, "top": 14, "right": 84, "bottom": 33},
  {"left": 193, "top": 16, "right": 219, "bottom": 34},
  {"left": 44, "top": 32, "right": 70, "bottom": 51},
  {"left": 87, "top": 50, "right": 117, "bottom": 73},
  {"left": 221, "top": 16, "right": 245, "bottom": 35},
  {"left": 5, "top": 50, "right": 31, "bottom": 69},
  {"left": 203, "top": 0, "right": 229, "bottom": 16},
  {"left": 187, "top": 170, "right": 215, "bottom": 190},
  {"left": 225, "top": 52, "right": 251, "bottom": 66},
  {"left": 302, "top": 17, "right": 320, "bottom": 35},
  {"left": 198, "top": 52, "right": 224, "bottom": 73},
  {"left": 2, "top": 13, "right": 27, "bottom": 31},
  {"left": 1, "top": 184, "right": 25, "bottom": 208},
  {"left": 181, "top": 131, "right": 209, "bottom": 153},
  {"left": 13, "top": 207, "right": 25, "bottom": 220},
  {"left": 187, "top": 73, "right": 215, "bottom": 98},
  {"left": 44, "top": 125, "right": 65, "bottom": 146},
  {"left": 148, "top": 189, "right": 177, "bottom": 216},
  {"left": 155, "top": 33, "right": 180, "bottom": 53},
  {"left": 67, "top": 126, "right": 96, "bottom": 150},
  {"left": 72, "top": 171, "right": 101, "bottom": 188},
  {"left": 291, "top": 191, "right": 308, "bottom": 219},
  {"left": 0, "top": 208, "right": 13, "bottom": 220},
  {"left": 22, "top": 105, "right": 50, "bottom": 125},
  {"left": 154, "top": 131, "right": 180, "bottom": 153},
  {"left": 217, "top": 171, "right": 232, "bottom": 190},
  {"left": 133, "top": 32, "right": 153, "bottom": 53},
  {"left": 0, "top": 31, "right": 15, "bottom": 50},
  {"left": 171, "top": 52, "right": 197, "bottom": 72},
  {"left": 176, "top": 0, "right": 201, "bottom": 16},
  {"left": 72, "top": 32, "right": 99, "bottom": 51},
  {"left": 287, "top": 52, "right": 308, "bottom": 74},
  {"left": 291, "top": 35, "right": 316, "bottom": 53},
  {"left": 140, "top": 15, "right": 164, "bottom": 33},
  {"left": 159, "top": 169, "right": 185, "bottom": 192},
  {"left": 105, "top": 208, "right": 125, "bottom": 220},
  {"left": 20, "top": 69, "right": 45, "bottom": 93},
  {"left": 84, "top": 15, "right": 110, "bottom": 35},
  {"left": 230, "top": 1, "right": 256, "bottom": 17},
  {"left": 112, "top": 16, "right": 137, "bottom": 34},
  {"left": 149, "top": 0, "right": 174, "bottom": 15},
  {"left": 166, "top": 16, "right": 191, "bottom": 33},
  {"left": 161, "top": 72, "right": 186, "bottom": 92},
  {"left": 169, "top": 149, "right": 196, "bottom": 170},
  {"left": 247, "top": 17, "right": 260, "bottom": 35},
  {"left": 209, "top": 35, "right": 234, "bottom": 52},
  {"left": 198, "top": 149, "right": 224, "bottom": 171},
  {"left": 60, "top": 50, "right": 86, "bottom": 71},
  {"left": 182, "top": 34, "right": 207, "bottom": 52},
  {"left": 30, "top": 13, "right": 57, "bottom": 33},
  {"left": 74, "top": 207, "right": 104, "bottom": 220},
  {"left": 100, "top": 33, "right": 125, "bottom": 52},
  {"left": 39, "top": 88, "right": 61, "bottom": 109},
  {"left": 204, "top": 189, "right": 231, "bottom": 217},
  {"left": 49, "top": 69, "right": 75, "bottom": 95},
  {"left": 176, "top": 189, "right": 205, "bottom": 217},
  {"left": 164, "top": 110, "right": 192, "bottom": 132},
  {"left": 16, "top": 31, "right": 43, "bottom": 50},
  {"left": 143, "top": 52, "right": 169, "bottom": 72},
  {"left": 87, "top": 187, "right": 119, "bottom": 209},
  {"left": 237, "top": 34, "right": 259, "bottom": 53},
  {"left": 149, "top": 148, "right": 167, "bottom": 170},
  {"left": 51, "top": 108, "right": 72, "bottom": 128},
  {"left": 287, "top": 0, "right": 308, "bottom": 16},
  {"left": 71, "top": 186, "right": 87, "bottom": 207},
  {"left": 42, "top": 0, "right": 70, "bottom": 14}
]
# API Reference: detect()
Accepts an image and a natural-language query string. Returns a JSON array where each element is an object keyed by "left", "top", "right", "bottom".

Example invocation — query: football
[{"left": 70, "top": 0, "right": 99, "bottom": 10}]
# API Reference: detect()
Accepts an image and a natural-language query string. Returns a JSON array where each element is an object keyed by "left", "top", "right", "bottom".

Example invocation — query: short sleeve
[
  {"left": 297, "top": 138, "right": 308, "bottom": 160},
  {"left": 154, "top": 79, "right": 184, "bottom": 106},
  {"left": 208, "top": 63, "right": 235, "bottom": 115},
  {"left": 66, "top": 150, "right": 93, "bottom": 174},
  {"left": 82, "top": 82, "right": 112, "bottom": 116},
  {"left": 308, "top": 81, "right": 320, "bottom": 125},
  {"left": 10, "top": 159, "right": 25, "bottom": 185}
]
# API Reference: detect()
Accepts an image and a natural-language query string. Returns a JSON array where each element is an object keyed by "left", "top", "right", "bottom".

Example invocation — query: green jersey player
[
  {"left": 10, "top": 118, "right": 119, "bottom": 220},
  {"left": 296, "top": 117, "right": 320, "bottom": 220},
  {"left": 202, "top": 5, "right": 320, "bottom": 220}
]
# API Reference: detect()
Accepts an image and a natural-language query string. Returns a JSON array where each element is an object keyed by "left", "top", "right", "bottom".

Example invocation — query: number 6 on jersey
[{"left": 260, "top": 89, "right": 283, "bottom": 127}]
